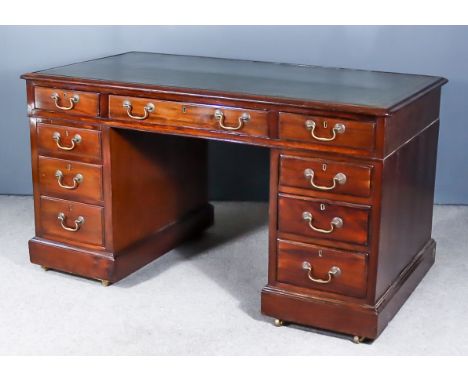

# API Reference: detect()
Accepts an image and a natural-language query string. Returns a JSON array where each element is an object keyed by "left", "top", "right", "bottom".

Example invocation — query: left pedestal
[{"left": 29, "top": 119, "right": 213, "bottom": 284}]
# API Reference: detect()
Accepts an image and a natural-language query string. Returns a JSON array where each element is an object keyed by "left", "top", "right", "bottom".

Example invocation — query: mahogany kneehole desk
[{"left": 22, "top": 52, "right": 447, "bottom": 342}]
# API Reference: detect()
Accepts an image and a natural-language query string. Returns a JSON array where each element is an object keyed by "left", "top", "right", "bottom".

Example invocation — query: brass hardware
[
  {"left": 302, "top": 211, "right": 343, "bottom": 234},
  {"left": 122, "top": 100, "right": 155, "bottom": 120},
  {"left": 52, "top": 132, "right": 81, "bottom": 151},
  {"left": 353, "top": 336, "right": 365, "bottom": 344},
  {"left": 302, "top": 261, "right": 341, "bottom": 284},
  {"left": 304, "top": 168, "right": 347, "bottom": 190},
  {"left": 305, "top": 120, "right": 345, "bottom": 141},
  {"left": 55, "top": 170, "right": 83, "bottom": 190},
  {"left": 274, "top": 319, "right": 284, "bottom": 327},
  {"left": 57, "top": 212, "right": 84, "bottom": 232},
  {"left": 214, "top": 109, "right": 250, "bottom": 131},
  {"left": 50, "top": 92, "right": 80, "bottom": 110},
  {"left": 318, "top": 249, "right": 323, "bottom": 257},
  {"left": 320, "top": 203, "right": 326, "bottom": 211},
  {"left": 101, "top": 280, "right": 110, "bottom": 287}
]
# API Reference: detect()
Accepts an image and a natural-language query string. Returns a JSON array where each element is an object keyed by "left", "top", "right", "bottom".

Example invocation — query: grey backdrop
[{"left": 1, "top": 26, "right": 466, "bottom": 203}]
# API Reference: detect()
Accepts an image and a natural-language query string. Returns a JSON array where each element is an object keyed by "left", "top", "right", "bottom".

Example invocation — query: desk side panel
[
  {"left": 375, "top": 121, "right": 439, "bottom": 300},
  {"left": 384, "top": 88, "right": 441, "bottom": 156},
  {"left": 105, "top": 127, "right": 209, "bottom": 252}
]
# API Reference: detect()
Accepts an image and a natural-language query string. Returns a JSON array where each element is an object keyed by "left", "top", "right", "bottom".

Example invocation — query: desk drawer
[
  {"left": 39, "top": 196, "right": 104, "bottom": 247},
  {"left": 37, "top": 123, "right": 101, "bottom": 162},
  {"left": 277, "top": 240, "right": 368, "bottom": 298},
  {"left": 38, "top": 156, "right": 103, "bottom": 204},
  {"left": 278, "top": 194, "right": 370, "bottom": 245},
  {"left": 279, "top": 112, "right": 375, "bottom": 151},
  {"left": 108, "top": 95, "right": 269, "bottom": 138},
  {"left": 280, "top": 155, "right": 372, "bottom": 198},
  {"left": 34, "top": 87, "right": 99, "bottom": 116}
]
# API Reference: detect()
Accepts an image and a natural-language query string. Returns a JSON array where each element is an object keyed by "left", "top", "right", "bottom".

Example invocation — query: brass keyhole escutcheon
[{"left": 320, "top": 203, "right": 326, "bottom": 211}]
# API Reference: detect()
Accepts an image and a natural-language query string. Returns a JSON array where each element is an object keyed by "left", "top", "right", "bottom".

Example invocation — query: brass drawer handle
[
  {"left": 122, "top": 100, "right": 155, "bottom": 120},
  {"left": 57, "top": 212, "right": 85, "bottom": 232},
  {"left": 302, "top": 261, "right": 341, "bottom": 284},
  {"left": 50, "top": 92, "right": 80, "bottom": 110},
  {"left": 52, "top": 132, "right": 81, "bottom": 151},
  {"left": 304, "top": 169, "right": 347, "bottom": 190},
  {"left": 302, "top": 211, "right": 343, "bottom": 234},
  {"left": 214, "top": 109, "right": 250, "bottom": 131},
  {"left": 55, "top": 170, "right": 83, "bottom": 190},
  {"left": 305, "top": 120, "right": 345, "bottom": 142}
]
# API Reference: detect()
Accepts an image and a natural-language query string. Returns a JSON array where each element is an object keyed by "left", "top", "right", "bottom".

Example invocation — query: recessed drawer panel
[
  {"left": 108, "top": 95, "right": 269, "bottom": 138},
  {"left": 34, "top": 87, "right": 99, "bottom": 116},
  {"left": 278, "top": 194, "right": 370, "bottom": 246},
  {"left": 37, "top": 123, "right": 101, "bottom": 162},
  {"left": 280, "top": 155, "right": 373, "bottom": 197},
  {"left": 279, "top": 112, "right": 375, "bottom": 151},
  {"left": 38, "top": 156, "right": 103, "bottom": 204},
  {"left": 39, "top": 196, "right": 104, "bottom": 247},
  {"left": 277, "top": 239, "right": 368, "bottom": 298}
]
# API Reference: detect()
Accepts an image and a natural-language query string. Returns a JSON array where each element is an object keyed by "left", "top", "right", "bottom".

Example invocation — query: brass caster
[
  {"left": 100, "top": 280, "right": 110, "bottom": 287},
  {"left": 41, "top": 266, "right": 49, "bottom": 271},
  {"left": 353, "top": 335, "right": 365, "bottom": 344},
  {"left": 274, "top": 319, "right": 284, "bottom": 327}
]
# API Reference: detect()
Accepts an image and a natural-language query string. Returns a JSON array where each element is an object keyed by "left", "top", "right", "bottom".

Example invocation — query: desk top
[{"left": 26, "top": 52, "right": 446, "bottom": 114}]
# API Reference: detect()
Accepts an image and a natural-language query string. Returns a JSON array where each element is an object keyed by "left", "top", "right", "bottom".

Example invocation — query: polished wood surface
[
  {"left": 109, "top": 95, "right": 269, "bottom": 138},
  {"left": 37, "top": 123, "right": 102, "bottom": 163},
  {"left": 277, "top": 239, "right": 368, "bottom": 298},
  {"left": 38, "top": 196, "right": 104, "bottom": 247},
  {"left": 375, "top": 122, "right": 439, "bottom": 300},
  {"left": 22, "top": 52, "right": 447, "bottom": 341},
  {"left": 27, "top": 52, "right": 444, "bottom": 114},
  {"left": 279, "top": 112, "right": 376, "bottom": 151},
  {"left": 34, "top": 86, "right": 100, "bottom": 117},
  {"left": 38, "top": 156, "right": 103, "bottom": 204},
  {"left": 278, "top": 194, "right": 370, "bottom": 245},
  {"left": 279, "top": 154, "right": 372, "bottom": 198},
  {"left": 106, "top": 128, "right": 209, "bottom": 252}
]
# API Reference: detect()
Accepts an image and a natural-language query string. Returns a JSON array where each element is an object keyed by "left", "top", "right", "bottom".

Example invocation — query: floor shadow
[{"left": 116, "top": 202, "right": 270, "bottom": 320}]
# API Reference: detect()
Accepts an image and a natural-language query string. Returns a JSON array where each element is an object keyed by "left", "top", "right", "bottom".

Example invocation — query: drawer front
[
  {"left": 278, "top": 195, "right": 370, "bottom": 245},
  {"left": 108, "top": 95, "right": 269, "bottom": 137},
  {"left": 35, "top": 87, "right": 99, "bottom": 116},
  {"left": 280, "top": 155, "right": 372, "bottom": 197},
  {"left": 279, "top": 112, "right": 375, "bottom": 151},
  {"left": 38, "top": 156, "right": 103, "bottom": 203},
  {"left": 39, "top": 196, "right": 104, "bottom": 247},
  {"left": 277, "top": 240, "right": 368, "bottom": 298},
  {"left": 37, "top": 123, "right": 101, "bottom": 162}
]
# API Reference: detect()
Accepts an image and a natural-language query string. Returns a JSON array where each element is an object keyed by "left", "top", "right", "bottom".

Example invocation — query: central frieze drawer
[
  {"left": 280, "top": 155, "right": 373, "bottom": 197},
  {"left": 108, "top": 95, "right": 269, "bottom": 137},
  {"left": 277, "top": 239, "right": 368, "bottom": 298},
  {"left": 278, "top": 194, "right": 370, "bottom": 245}
]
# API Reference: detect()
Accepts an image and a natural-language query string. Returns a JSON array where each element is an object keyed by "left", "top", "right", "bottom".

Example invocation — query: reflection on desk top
[{"left": 26, "top": 51, "right": 447, "bottom": 114}]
